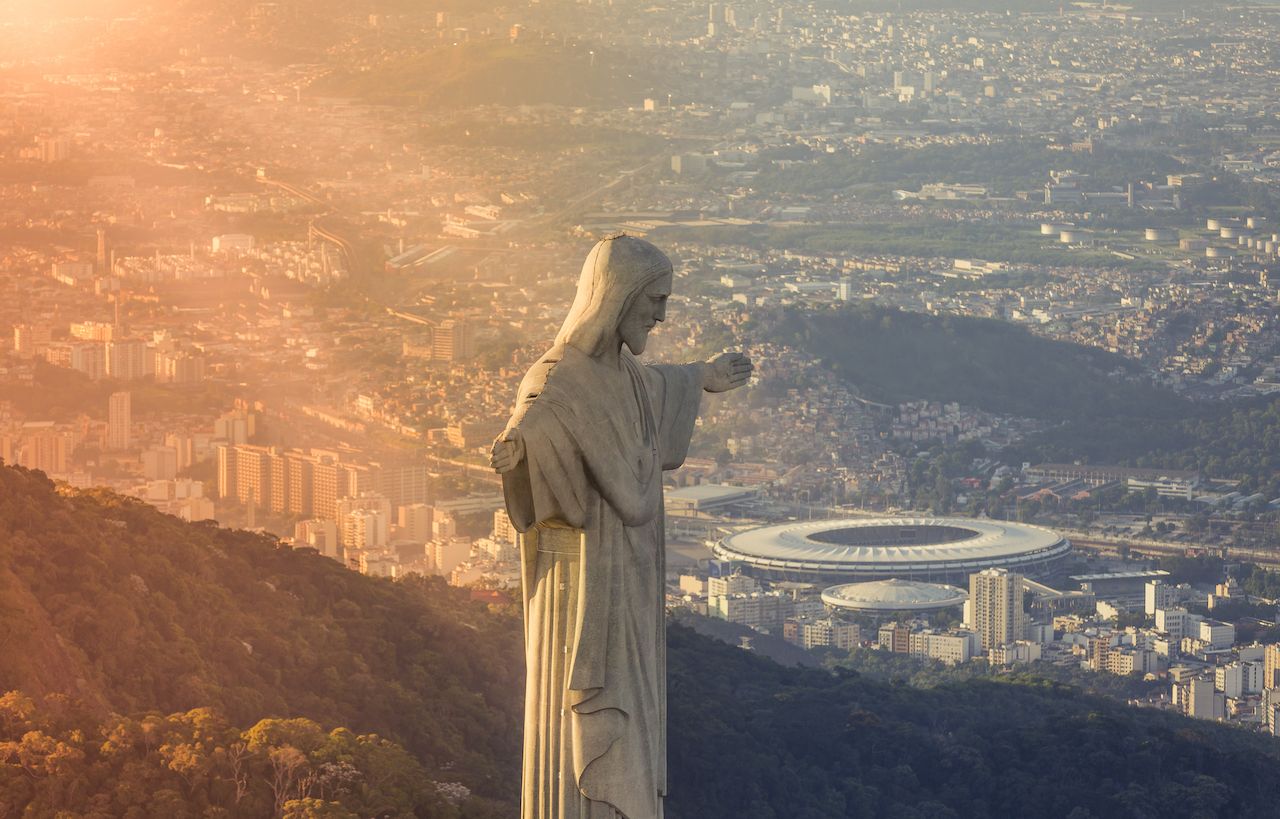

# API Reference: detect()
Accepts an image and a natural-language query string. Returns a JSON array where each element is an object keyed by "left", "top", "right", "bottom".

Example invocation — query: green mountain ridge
[
  {"left": 774, "top": 303, "right": 1187, "bottom": 423},
  {"left": 4, "top": 463, "right": 1280, "bottom": 817}
]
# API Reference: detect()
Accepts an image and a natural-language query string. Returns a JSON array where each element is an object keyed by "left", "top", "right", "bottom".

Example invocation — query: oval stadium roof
[
  {"left": 821, "top": 579, "right": 969, "bottom": 612},
  {"left": 714, "top": 516, "right": 1070, "bottom": 579}
]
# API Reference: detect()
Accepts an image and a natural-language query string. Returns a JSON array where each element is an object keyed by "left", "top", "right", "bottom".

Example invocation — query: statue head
[{"left": 555, "top": 235, "right": 674, "bottom": 358}]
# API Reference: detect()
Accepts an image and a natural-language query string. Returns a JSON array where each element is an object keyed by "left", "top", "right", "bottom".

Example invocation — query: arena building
[
  {"left": 821, "top": 578, "right": 968, "bottom": 614},
  {"left": 713, "top": 516, "right": 1070, "bottom": 584}
]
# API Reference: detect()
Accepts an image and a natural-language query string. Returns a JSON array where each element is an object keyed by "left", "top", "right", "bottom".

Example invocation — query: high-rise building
[
  {"left": 310, "top": 456, "right": 342, "bottom": 520},
  {"left": 165, "top": 433, "right": 195, "bottom": 471},
  {"left": 347, "top": 509, "right": 389, "bottom": 551},
  {"left": 398, "top": 503, "right": 434, "bottom": 543},
  {"left": 63, "top": 343, "right": 106, "bottom": 380},
  {"left": 106, "top": 339, "right": 151, "bottom": 380},
  {"left": 96, "top": 228, "right": 109, "bottom": 273},
  {"left": 493, "top": 508, "right": 518, "bottom": 546},
  {"left": 431, "top": 536, "right": 472, "bottom": 576},
  {"left": 1265, "top": 644, "right": 1280, "bottom": 690},
  {"left": 877, "top": 621, "right": 911, "bottom": 654},
  {"left": 969, "top": 568, "right": 1026, "bottom": 652},
  {"left": 233, "top": 445, "right": 273, "bottom": 508},
  {"left": 154, "top": 349, "right": 205, "bottom": 384},
  {"left": 13, "top": 324, "right": 52, "bottom": 357},
  {"left": 378, "top": 462, "right": 430, "bottom": 508},
  {"left": 295, "top": 519, "right": 339, "bottom": 560},
  {"left": 1216, "top": 663, "right": 1245, "bottom": 699},
  {"left": 785, "top": 617, "right": 860, "bottom": 651},
  {"left": 1181, "top": 677, "right": 1224, "bottom": 721},
  {"left": 16, "top": 423, "right": 74, "bottom": 474},
  {"left": 432, "top": 319, "right": 473, "bottom": 362},
  {"left": 286, "top": 453, "right": 313, "bottom": 516},
  {"left": 337, "top": 493, "right": 392, "bottom": 547},
  {"left": 217, "top": 444, "right": 236, "bottom": 499},
  {"left": 107, "top": 391, "right": 131, "bottom": 450},
  {"left": 269, "top": 450, "right": 290, "bottom": 514},
  {"left": 1145, "top": 579, "right": 1175, "bottom": 616},
  {"left": 142, "top": 446, "right": 178, "bottom": 480},
  {"left": 70, "top": 321, "right": 115, "bottom": 342}
]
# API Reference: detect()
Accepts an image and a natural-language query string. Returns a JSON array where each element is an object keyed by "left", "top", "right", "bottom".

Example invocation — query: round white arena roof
[
  {"left": 714, "top": 517, "right": 1070, "bottom": 580},
  {"left": 822, "top": 579, "right": 968, "bottom": 613}
]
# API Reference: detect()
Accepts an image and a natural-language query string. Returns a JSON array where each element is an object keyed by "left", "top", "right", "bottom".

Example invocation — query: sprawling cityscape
[{"left": 7, "top": 0, "right": 1280, "bottom": 815}]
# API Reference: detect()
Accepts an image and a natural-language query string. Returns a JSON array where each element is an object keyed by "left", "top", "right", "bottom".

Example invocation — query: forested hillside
[
  {"left": 0, "top": 465, "right": 524, "bottom": 814},
  {"left": 772, "top": 304, "right": 1280, "bottom": 491},
  {"left": 775, "top": 304, "right": 1186, "bottom": 423},
  {"left": 665, "top": 626, "right": 1280, "bottom": 818}
]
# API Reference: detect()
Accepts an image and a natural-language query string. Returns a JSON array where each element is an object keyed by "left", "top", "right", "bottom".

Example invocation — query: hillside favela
[{"left": 11, "top": 0, "right": 1280, "bottom": 816}]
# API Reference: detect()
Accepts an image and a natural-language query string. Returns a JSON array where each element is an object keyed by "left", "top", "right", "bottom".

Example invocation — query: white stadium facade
[{"left": 712, "top": 516, "right": 1071, "bottom": 584}]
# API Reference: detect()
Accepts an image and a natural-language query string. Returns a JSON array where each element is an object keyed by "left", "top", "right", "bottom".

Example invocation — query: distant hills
[
  {"left": 775, "top": 303, "right": 1188, "bottom": 423},
  {"left": 773, "top": 304, "right": 1280, "bottom": 490},
  {"left": 4, "top": 463, "right": 1280, "bottom": 817},
  {"left": 310, "top": 41, "right": 655, "bottom": 108}
]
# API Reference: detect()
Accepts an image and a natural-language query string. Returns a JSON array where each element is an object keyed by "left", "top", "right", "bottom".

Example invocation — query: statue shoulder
[{"left": 520, "top": 346, "right": 595, "bottom": 402}]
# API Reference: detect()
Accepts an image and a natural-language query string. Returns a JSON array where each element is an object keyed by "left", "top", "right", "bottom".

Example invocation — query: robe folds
[{"left": 501, "top": 344, "right": 702, "bottom": 819}]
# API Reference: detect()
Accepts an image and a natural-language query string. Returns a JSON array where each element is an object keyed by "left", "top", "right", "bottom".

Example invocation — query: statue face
[{"left": 618, "top": 271, "right": 672, "bottom": 356}]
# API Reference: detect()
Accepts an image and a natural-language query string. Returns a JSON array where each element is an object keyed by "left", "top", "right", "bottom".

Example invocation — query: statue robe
[{"left": 500, "top": 344, "right": 702, "bottom": 819}]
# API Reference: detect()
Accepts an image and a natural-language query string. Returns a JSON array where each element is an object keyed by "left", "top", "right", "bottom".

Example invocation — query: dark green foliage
[
  {"left": 0, "top": 465, "right": 523, "bottom": 805},
  {"left": 666, "top": 625, "right": 1280, "bottom": 819},
  {"left": 1158, "top": 554, "right": 1227, "bottom": 585},
  {"left": 776, "top": 303, "right": 1185, "bottom": 422},
  {"left": 1030, "top": 397, "right": 1280, "bottom": 491},
  {"left": 0, "top": 697, "right": 485, "bottom": 818},
  {"left": 1233, "top": 563, "right": 1280, "bottom": 600},
  {"left": 828, "top": 647, "right": 1163, "bottom": 703}
]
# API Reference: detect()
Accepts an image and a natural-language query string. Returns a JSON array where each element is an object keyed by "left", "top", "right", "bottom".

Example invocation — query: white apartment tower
[
  {"left": 970, "top": 567, "right": 1026, "bottom": 652},
  {"left": 107, "top": 391, "right": 131, "bottom": 450}
]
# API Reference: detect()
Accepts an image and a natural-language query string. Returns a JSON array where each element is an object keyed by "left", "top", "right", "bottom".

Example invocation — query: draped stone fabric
[{"left": 500, "top": 237, "right": 702, "bottom": 819}]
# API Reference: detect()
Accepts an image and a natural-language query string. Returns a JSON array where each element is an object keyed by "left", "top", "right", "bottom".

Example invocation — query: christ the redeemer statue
[{"left": 490, "top": 235, "right": 752, "bottom": 818}]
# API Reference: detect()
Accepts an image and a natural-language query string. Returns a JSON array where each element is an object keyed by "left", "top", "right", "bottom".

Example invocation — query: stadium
[
  {"left": 820, "top": 579, "right": 969, "bottom": 614},
  {"left": 713, "top": 516, "right": 1070, "bottom": 584}
]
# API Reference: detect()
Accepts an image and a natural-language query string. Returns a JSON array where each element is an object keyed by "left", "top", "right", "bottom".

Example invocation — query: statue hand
[
  {"left": 703, "top": 352, "right": 753, "bottom": 393},
  {"left": 490, "top": 429, "right": 525, "bottom": 474}
]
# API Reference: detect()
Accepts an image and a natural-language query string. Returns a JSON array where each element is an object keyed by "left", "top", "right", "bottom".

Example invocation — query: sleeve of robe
[
  {"left": 500, "top": 394, "right": 590, "bottom": 534},
  {"left": 643, "top": 363, "right": 703, "bottom": 470}
]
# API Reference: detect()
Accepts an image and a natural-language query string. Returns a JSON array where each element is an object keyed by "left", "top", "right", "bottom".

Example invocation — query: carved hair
[{"left": 554, "top": 235, "right": 673, "bottom": 357}]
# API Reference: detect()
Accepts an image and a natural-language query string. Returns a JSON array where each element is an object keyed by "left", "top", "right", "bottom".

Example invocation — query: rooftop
[{"left": 822, "top": 578, "right": 969, "bottom": 612}]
